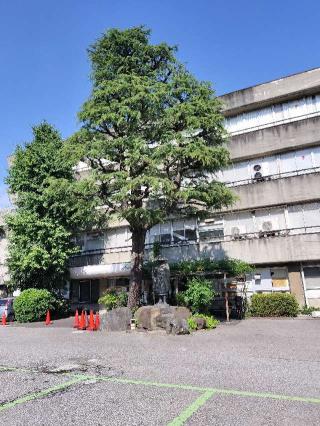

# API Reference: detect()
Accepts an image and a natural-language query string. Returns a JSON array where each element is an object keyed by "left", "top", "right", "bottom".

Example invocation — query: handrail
[
  {"left": 69, "top": 226, "right": 320, "bottom": 259},
  {"left": 225, "top": 166, "right": 320, "bottom": 188},
  {"left": 226, "top": 110, "right": 320, "bottom": 136}
]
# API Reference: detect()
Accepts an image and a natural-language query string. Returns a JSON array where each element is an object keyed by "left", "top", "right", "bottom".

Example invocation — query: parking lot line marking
[
  {"left": 80, "top": 375, "right": 320, "bottom": 405},
  {"left": 1, "top": 365, "right": 319, "bottom": 406},
  {"left": 0, "top": 376, "right": 89, "bottom": 413},
  {"left": 167, "top": 390, "right": 215, "bottom": 426}
]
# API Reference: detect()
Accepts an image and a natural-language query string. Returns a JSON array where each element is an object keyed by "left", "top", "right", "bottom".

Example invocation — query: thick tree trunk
[{"left": 127, "top": 228, "right": 146, "bottom": 310}]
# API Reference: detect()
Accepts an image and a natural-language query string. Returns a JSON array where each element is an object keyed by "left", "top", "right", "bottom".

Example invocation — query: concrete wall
[
  {"left": 220, "top": 68, "right": 320, "bottom": 116},
  {"left": 206, "top": 233, "right": 320, "bottom": 265},
  {"left": 228, "top": 116, "right": 320, "bottom": 161},
  {"left": 227, "top": 172, "right": 320, "bottom": 211}
]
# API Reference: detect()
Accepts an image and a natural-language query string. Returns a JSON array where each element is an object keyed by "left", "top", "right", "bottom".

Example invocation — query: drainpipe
[{"left": 300, "top": 262, "right": 308, "bottom": 307}]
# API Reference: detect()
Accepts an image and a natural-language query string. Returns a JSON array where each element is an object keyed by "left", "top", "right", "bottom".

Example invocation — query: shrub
[
  {"left": 179, "top": 277, "right": 215, "bottom": 314},
  {"left": 13, "top": 288, "right": 55, "bottom": 322},
  {"left": 187, "top": 314, "right": 219, "bottom": 331},
  {"left": 197, "top": 314, "right": 220, "bottom": 329},
  {"left": 187, "top": 316, "right": 197, "bottom": 330},
  {"left": 250, "top": 293, "right": 299, "bottom": 317},
  {"left": 98, "top": 289, "right": 128, "bottom": 310},
  {"left": 300, "top": 305, "right": 320, "bottom": 315},
  {"left": 52, "top": 294, "right": 71, "bottom": 319}
]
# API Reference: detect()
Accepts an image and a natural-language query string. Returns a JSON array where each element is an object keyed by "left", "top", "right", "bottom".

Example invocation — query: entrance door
[{"left": 79, "top": 280, "right": 91, "bottom": 303}]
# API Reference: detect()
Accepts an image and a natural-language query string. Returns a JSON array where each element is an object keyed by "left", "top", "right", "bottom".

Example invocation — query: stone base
[
  {"left": 100, "top": 307, "right": 132, "bottom": 332},
  {"left": 135, "top": 305, "right": 191, "bottom": 334}
]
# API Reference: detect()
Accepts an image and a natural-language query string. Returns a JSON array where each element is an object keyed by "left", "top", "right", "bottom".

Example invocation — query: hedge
[
  {"left": 250, "top": 293, "right": 299, "bottom": 317},
  {"left": 13, "top": 288, "right": 56, "bottom": 322}
]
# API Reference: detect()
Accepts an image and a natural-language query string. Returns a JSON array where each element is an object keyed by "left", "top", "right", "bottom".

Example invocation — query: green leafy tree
[
  {"left": 6, "top": 122, "right": 98, "bottom": 291},
  {"left": 76, "top": 26, "right": 234, "bottom": 308}
]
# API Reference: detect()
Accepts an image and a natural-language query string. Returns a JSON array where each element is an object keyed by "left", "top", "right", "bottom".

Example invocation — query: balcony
[
  {"left": 201, "top": 227, "right": 320, "bottom": 265},
  {"left": 228, "top": 116, "right": 320, "bottom": 161},
  {"left": 220, "top": 68, "right": 320, "bottom": 116},
  {"left": 228, "top": 172, "right": 320, "bottom": 211}
]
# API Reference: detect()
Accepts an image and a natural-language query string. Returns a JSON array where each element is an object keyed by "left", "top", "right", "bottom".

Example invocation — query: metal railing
[
  {"left": 69, "top": 226, "right": 320, "bottom": 267},
  {"left": 226, "top": 110, "right": 320, "bottom": 136},
  {"left": 224, "top": 166, "right": 320, "bottom": 188}
]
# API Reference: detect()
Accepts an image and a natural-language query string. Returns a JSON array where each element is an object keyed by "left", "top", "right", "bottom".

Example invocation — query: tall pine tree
[{"left": 77, "top": 27, "right": 234, "bottom": 308}]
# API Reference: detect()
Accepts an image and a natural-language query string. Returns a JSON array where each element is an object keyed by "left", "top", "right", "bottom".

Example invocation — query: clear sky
[{"left": 1, "top": 0, "right": 319, "bottom": 207}]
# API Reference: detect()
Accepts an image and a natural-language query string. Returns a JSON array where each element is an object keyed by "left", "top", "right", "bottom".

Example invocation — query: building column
[{"left": 288, "top": 263, "right": 306, "bottom": 306}]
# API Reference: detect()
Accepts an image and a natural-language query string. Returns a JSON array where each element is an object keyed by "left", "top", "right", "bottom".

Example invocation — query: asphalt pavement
[{"left": 0, "top": 317, "right": 319, "bottom": 425}]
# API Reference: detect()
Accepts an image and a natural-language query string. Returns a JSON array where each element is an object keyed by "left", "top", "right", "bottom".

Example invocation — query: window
[
  {"left": 303, "top": 267, "right": 320, "bottom": 290},
  {"left": 271, "top": 268, "right": 289, "bottom": 288},
  {"left": 160, "top": 223, "right": 171, "bottom": 244},
  {"left": 199, "top": 218, "right": 224, "bottom": 240},
  {"left": 86, "top": 232, "right": 104, "bottom": 251},
  {"left": 71, "top": 234, "right": 85, "bottom": 252}
]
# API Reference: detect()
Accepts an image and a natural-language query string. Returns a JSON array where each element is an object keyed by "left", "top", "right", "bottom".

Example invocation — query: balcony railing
[
  {"left": 224, "top": 167, "right": 320, "bottom": 188},
  {"left": 69, "top": 227, "right": 320, "bottom": 268}
]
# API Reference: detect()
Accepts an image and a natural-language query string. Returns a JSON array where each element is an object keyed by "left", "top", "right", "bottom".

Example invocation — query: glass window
[
  {"left": 86, "top": 232, "right": 104, "bottom": 251},
  {"left": 172, "top": 220, "right": 185, "bottom": 243},
  {"left": 271, "top": 268, "right": 289, "bottom": 288},
  {"left": 199, "top": 218, "right": 224, "bottom": 240},
  {"left": 304, "top": 267, "right": 320, "bottom": 290},
  {"left": 287, "top": 205, "right": 304, "bottom": 229},
  {"left": 303, "top": 203, "right": 320, "bottom": 227},
  {"left": 160, "top": 223, "right": 171, "bottom": 244},
  {"left": 295, "top": 149, "right": 313, "bottom": 171}
]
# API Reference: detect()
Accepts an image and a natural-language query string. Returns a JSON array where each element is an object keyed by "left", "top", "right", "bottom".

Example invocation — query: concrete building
[{"left": 69, "top": 68, "right": 320, "bottom": 308}]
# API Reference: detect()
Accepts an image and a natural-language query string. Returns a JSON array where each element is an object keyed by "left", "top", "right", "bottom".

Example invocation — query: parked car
[{"left": 0, "top": 297, "right": 15, "bottom": 321}]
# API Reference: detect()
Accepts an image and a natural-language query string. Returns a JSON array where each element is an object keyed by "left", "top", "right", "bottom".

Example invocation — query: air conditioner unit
[
  {"left": 261, "top": 221, "right": 273, "bottom": 232},
  {"left": 231, "top": 226, "right": 245, "bottom": 240},
  {"left": 259, "top": 220, "right": 279, "bottom": 238},
  {"left": 253, "top": 164, "right": 265, "bottom": 182}
]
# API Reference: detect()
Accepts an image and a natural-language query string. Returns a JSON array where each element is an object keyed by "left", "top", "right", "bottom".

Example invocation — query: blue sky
[{"left": 1, "top": 0, "right": 319, "bottom": 207}]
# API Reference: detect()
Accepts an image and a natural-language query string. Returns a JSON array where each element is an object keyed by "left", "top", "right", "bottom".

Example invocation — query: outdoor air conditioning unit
[
  {"left": 261, "top": 221, "right": 273, "bottom": 232},
  {"left": 253, "top": 164, "right": 265, "bottom": 182},
  {"left": 259, "top": 220, "right": 279, "bottom": 238},
  {"left": 231, "top": 226, "right": 245, "bottom": 240}
]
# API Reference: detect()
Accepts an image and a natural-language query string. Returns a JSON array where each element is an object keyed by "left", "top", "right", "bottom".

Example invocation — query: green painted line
[
  {"left": 0, "top": 376, "right": 89, "bottom": 413},
  {"left": 1, "top": 364, "right": 320, "bottom": 406},
  {"left": 77, "top": 375, "right": 320, "bottom": 405},
  {"left": 167, "top": 391, "right": 215, "bottom": 426}
]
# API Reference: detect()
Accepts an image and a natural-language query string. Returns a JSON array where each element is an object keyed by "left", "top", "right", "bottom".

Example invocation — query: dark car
[{"left": 0, "top": 297, "right": 14, "bottom": 321}]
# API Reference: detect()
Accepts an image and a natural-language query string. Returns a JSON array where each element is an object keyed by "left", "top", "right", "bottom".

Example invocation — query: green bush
[
  {"left": 250, "top": 293, "right": 299, "bottom": 317},
  {"left": 300, "top": 305, "right": 320, "bottom": 315},
  {"left": 13, "top": 288, "right": 56, "bottom": 322},
  {"left": 52, "top": 294, "right": 71, "bottom": 319},
  {"left": 187, "top": 314, "right": 219, "bottom": 331},
  {"left": 98, "top": 289, "right": 128, "bottom": 310},
  {"left": 178, "top": 277, "right": 215, "bottom": 314},
  {"left": 187, "top": 316, "right": 198, "bottom": 330}
]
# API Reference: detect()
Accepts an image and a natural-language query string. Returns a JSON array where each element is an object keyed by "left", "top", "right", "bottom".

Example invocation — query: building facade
[{"left": 69, "top": 68, "right": 320, "bottom": 308}]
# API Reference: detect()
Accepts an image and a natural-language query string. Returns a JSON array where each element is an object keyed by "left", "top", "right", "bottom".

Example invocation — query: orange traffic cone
[
  {"left": 2, "top": 312, "right": 7, "bottom": 326},
  {"left": 85, "top": 311, "right": 88, "bottom": 328},
  {"left": 78, "top": 310, "right": 86, "bottom": 330},
  {"left": 45, "top": 310, "right": 51, "bottom": 326},
  {"left": 73, "top": 310, "right": 79, "bottom": 328},
  {"left": 95, "top": 312, "right": 100, "bottom": 331},
  {"left": 87, "top": 310, "right": 96, "bottom": 331}
]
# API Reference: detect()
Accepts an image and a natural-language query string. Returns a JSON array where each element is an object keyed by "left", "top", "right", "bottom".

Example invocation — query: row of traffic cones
[{"left": 73, "top": 309, "right": 100, "bottom": 331}]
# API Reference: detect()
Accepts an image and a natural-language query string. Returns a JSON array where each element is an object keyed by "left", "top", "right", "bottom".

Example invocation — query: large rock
[
  {"left": 135, "top": 305, "right": 191, "bottom": 332},
  {"left": 100, "top": 307, "right": 132, "bottom": 332},
  {"left": 166, "top": 318, "right": 190, "bottom": 335}
]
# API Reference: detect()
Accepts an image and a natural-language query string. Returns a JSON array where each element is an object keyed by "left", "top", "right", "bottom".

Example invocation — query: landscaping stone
[
  {"left": 194, "top": 317, "right": 206, "bottom": 330},
  {"left": 100, "top": 307, "right": 132, "bottom": 332},
  {"left": 135, "top": 305, "right": 191, "bottom": 332},
  {"left": 166, "top": 318, "right": 190, "bottom": 335}
]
